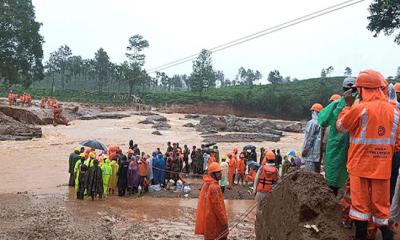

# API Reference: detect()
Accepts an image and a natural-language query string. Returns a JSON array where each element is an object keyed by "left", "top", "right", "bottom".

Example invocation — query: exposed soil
[
  {"left": 255, "top": 170, "right": 352, "bottom": 240},
  {"left": 0, "top": 191, "right": 256, "bottom": 240}
]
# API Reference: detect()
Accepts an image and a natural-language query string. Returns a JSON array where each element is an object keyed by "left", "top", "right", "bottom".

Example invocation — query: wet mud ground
[{"left": 0, "top": 108, "right": 304, "bottom": 239}]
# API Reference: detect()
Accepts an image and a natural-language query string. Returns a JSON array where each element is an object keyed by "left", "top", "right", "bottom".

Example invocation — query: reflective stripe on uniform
[
  {"left": 372, "top": 216, "right": 389, "bottom": 226},
  {"left": 350, "top": 108, "right": 399, "bottom": 145},
  {"left": 349, "top": 208, "right": 371, "bottom": 220}
]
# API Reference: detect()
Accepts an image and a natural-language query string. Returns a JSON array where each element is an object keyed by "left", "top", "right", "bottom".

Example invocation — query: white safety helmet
[{"left": 342, "top": 77, "right": 356, "bottom": 88}]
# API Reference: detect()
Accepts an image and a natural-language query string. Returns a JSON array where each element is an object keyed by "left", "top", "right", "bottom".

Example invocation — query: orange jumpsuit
[
  {"left": 228, "top": 155, "right": 237, "bottom": 187},
  {"left": 7, "top": 93, "right": 13, "bottom": 106},
  {"left": 195, "top": 175, "right": 228, "bottom": 240},
  {"left": 237, "top": 157, "right": 245, "bottom": 184},
  {"left": 47, "top": 98, "right": 52, "bottom": 108},
  {"left": 337, "top": 88, "right": 400, "bottom": 226}
]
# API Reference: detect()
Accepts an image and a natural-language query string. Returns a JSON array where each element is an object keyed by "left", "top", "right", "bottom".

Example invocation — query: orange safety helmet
[
  {"left": 329, "top": 94, "right": 341, "bottom": 102},
  {"left": 127, "top": 149, "right": 134, "bottom": 154},
  {"left": 355, "top": 69, "right": 385, "bottom": 89},
  {"left": 310, "top": 103, "right": 323, "bottom": 113},
  {"left": 265, "top": 151, "right": 275, "bottom": 161},
  {"left": 394, "top": 83, "right": 400, "bottom": 93},
  {"left": 208, "top": 162, "right": 222, "bottom": 174}
]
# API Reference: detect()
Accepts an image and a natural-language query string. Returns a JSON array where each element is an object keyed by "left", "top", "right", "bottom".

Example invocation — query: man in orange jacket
[
  {"left": 195, "top": 162, "right": 228, "bottom": 240},
  {"left": 337, "top": 69, "right": 400, "bottom": 240}
]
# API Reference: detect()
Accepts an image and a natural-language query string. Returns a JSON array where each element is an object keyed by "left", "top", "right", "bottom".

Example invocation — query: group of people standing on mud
[
  {"left": 7, "top": 91, "right": 32, "bottom": 106},
  {"left": 296, "top": 69, "right": 400, "bottom": 240},
  {"left": 7, "top": 91, "right": 69, "bottom": 126}
]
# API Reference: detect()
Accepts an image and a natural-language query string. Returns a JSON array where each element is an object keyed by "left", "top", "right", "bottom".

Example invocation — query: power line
[{"left": 147, "top": 0, "right": 365, "bottom": 74}]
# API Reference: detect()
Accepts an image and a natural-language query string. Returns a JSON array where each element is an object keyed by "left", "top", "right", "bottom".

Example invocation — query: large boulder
[
  {"left": 199, "top": 115, "right": 227, "bottom": 130},
  {"left": 153, "top": 122, "right": 171, "bottom": 130},
  {"left": 146, "top": 115, "right": 167, "bottom": 122},
  {"left": 183, "top": 122, "right": 195, "bottom": 128}
]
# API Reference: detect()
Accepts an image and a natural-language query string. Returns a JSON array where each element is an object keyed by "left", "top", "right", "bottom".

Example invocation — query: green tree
[
  {"left": 326, "top": 66, "right": 334, "bottom": 76},
  {"left": 0, "top": 0, "right": 44, "bottom": 88},
  {"left": 156, "top": 71, "right": 171, "bottom": 91},
  {"left": 94, "top": 48, "right": 111, "bottom": 92},
  {"left": 238, "top": 67, "right": 262, "bottom": 85},
  {"left": 367, "top": 0, "right": 400, "bottom": 44},
  {"left": 215, "top": 70, "right": 225, "bottom": 87},
  {"left": 125, "top": 34, "right": 149, "bottom": 98},
  {"left": 190, "top": 49, "right": 215, "bottom": 95},
  {"left": 344, "top": 67, "right": 352, "bottom": 76},
  {"left": 267, "top": 70, "right": 283, "bottom": 84}
]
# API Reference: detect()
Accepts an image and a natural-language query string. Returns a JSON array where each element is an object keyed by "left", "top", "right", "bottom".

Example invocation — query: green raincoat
[
  {"left": 101, "top": 159, "right": 112, "bottom": 197},
  {"left": 318, "top": 97, "right": 349, "bottom": 188}
]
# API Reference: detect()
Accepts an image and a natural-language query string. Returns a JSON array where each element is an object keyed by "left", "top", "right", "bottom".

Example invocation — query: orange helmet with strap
[
  {"left": 208, "top": 162, "right": 222, "bottom": 174},
  {"left": 329, "top": 94, "right": 341, "bottom": 102},
  {"left": 310, "top": 103, "right": 323, "bottom": 113},
  {"left": 265, "top": 151, "right": 275, "bottom": 161},
  {"left": 355, "top": 69, "right": 385, "bottom": 89}
]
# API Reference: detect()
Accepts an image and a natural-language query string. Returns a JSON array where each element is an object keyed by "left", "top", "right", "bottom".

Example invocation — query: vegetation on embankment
[
  {"left": 142, "top": 77, "right": 345, "bottom": 120},
  {"left": 1, "top": 76, "right": 345, "bottom": 120}
]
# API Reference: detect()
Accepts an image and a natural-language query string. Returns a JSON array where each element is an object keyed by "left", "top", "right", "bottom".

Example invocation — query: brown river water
[{"left": 0, "top": 112, "right": 303, "bottom": 239}]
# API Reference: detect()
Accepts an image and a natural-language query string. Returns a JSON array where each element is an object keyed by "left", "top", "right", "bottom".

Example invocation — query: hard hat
[
  {"left": 394, "top": 83, "right": 400, "bottom": 93},
  {"left": 265, "top": 151, "right": 275, "bottom": 161},
  {"left": 74, "top": 147, "right": 81, "bottom": 152},
  {"left": 221, "top": 154, "right": 227, "bottom": 160},
  {"left": 342, "top": 77, "right": 356, "bottom": 88},
  {"left": 102, "top": 154, "right": 109, "bottom": 160},
  {"left": 227, "top": 152, "right": 232, "bottom": 157},
  {"left": 127, "top": 149, "right": 134, "bottom": 154},
  {"left": 355, "top": 69, "right": 385, "bottom": 88},
  {"left": 79, "top": 153, "right": 86, "bottom": 158},
  {"left": 310, "top": 103, "right": 323, "bottom": 113},
  {"left": 208, "top": 162, "right": 222, "bottom": 174},
  {"left": 329, "top": 94, "right": 341, "bottom": 102},
  {"left": 89, "top": 152, "right": 96, "bottom": 158}
]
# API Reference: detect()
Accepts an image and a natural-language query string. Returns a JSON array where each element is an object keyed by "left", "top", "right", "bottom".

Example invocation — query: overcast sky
[{"left": 32, "top": 0, "right": 400, "bottom": 83}]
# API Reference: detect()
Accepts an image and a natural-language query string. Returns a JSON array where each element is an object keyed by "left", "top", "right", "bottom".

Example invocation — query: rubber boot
[
  {"left": 379, "top": 226, "right": 394, "bottom": 240},
  {"left": 354, "top": 220, "right": 368, "bottom": 240}
]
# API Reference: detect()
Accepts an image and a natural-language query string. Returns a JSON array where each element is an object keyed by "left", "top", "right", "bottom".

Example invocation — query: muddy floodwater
[{"left": 0, "top": 112, "right": 303, "bottom": 239}]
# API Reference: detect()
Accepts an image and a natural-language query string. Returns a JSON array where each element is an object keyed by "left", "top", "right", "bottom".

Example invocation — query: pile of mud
[
  {"left": 0, "top": 112, "right": 42, "bottom": 141},
  {"left": 255, "top": 171, "right": 352, "bottom": 240}
]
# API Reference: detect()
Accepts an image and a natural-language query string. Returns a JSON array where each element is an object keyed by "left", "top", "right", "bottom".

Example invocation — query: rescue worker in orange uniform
[
  {"left": 253, "top": 150, "right": 279, "bottom": 213},
  {"left": 53, "top": 104, "right": 69, "bottom": 126},
  {"left": 52, "top": 97, "right": 57, "bottom": 107},
  {"left": 138, "top": 156, "right": 148, "bottom": 193},
  {"left": 337, "top": 69, "right": 400, "bottom": 240},
  {"left": 7, "top": 91, "right": 14, "bottom": 106},
  {"left": 236, "top": 152, "right": 246, "bottom": 185},
  {"left": 46, "top": 97, "right": 52, "bottom": 108},
  {"left": 227, "top": 152, "right": 236, "bottom": 189},
  {"left": 195, "top": 162, "right": 228, "bottom": 240},
  {"left": 40, "top": 97, "right": 46, "bottom": 108}
]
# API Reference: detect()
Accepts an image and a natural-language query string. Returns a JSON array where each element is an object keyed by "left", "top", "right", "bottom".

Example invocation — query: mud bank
[{"left": 255, "top": 171, "right": 352, "bottom": 240}]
